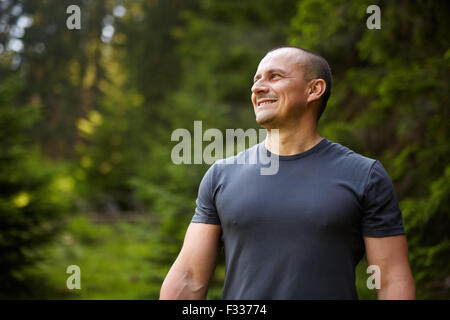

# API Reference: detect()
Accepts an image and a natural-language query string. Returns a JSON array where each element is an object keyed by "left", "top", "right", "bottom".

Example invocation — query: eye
[{"left": 271, "top": 73, "right": 281, "bottom": 79}]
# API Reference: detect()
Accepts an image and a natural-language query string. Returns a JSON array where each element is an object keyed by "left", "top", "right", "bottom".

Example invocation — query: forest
[{"left": 0, "top": 0, "right": 448, "bottom": 299}]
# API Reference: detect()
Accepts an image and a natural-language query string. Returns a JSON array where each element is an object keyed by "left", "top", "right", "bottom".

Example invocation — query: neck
[{"left": 264, "top": 117, "right": 322, "bottom": 156}]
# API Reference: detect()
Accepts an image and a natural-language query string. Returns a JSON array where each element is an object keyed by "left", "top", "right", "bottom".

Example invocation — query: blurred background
[{"left": 0, "top": 0, "right": 448, "bottom": 299}]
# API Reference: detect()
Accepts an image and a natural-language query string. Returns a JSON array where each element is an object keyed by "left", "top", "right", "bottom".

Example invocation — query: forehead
[{"left": 255, "top": 48, "right": 305, "bottom": 76}]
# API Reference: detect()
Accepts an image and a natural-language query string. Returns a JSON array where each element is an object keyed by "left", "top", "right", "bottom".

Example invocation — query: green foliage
[
  {"left": 35, "top": 213, "right": 164, "bottom": 299},
  {"left": 74, "top": 50, "right": 149, "bottom": 212},
  {"left": 66, "top": 215, "right": 113, "bottom": 245},
  {"left": 0, "top": 75, "right": 70, "bottom": 298},
  {"left": 401, "top": 166, "right": 450, "bottom": 298}
]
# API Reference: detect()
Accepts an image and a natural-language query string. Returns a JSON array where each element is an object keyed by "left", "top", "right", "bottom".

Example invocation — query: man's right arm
[{"left": 159, "top": 222, "right": 222, "bottom": 300}]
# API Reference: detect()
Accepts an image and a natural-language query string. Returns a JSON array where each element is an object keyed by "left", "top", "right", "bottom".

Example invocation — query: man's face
[{"left": 251, "top": 49, "right": 309, "bottom": 128}]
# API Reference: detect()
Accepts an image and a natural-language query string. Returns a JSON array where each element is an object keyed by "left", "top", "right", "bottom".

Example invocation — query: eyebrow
[{"left": 253, "top": 68, "right": 288, "bottom": 81}]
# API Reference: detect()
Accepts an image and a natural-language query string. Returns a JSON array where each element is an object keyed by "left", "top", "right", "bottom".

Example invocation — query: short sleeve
[
  {"left": 191, "top": 164, "right": 221, "bottom": 225},
  {"left": 361, "top": 161, "right": 405, "bottom": 237}
]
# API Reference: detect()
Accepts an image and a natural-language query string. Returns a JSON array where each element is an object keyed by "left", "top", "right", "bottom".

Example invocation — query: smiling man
[{"left": 160, "top": 46, "right": 416, "bottom": 300}]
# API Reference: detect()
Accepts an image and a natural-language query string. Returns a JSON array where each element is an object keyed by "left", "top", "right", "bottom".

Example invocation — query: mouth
[{"left": 256, "top": 99, "right": 278, "bottom": 108}]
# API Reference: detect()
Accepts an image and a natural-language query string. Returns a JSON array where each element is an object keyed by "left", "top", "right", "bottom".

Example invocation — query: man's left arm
[{"left": 364, "top": 235, "right": 416, "bottom": 300}]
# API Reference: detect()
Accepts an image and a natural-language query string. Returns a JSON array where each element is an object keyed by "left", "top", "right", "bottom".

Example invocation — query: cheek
[{"left": 286, "top": 86, "right": 305, "bottom": 101}]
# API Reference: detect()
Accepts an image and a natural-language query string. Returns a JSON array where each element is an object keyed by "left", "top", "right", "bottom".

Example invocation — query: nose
[{"left": 251, "top": 80, "right": 269, "bottom": 95}]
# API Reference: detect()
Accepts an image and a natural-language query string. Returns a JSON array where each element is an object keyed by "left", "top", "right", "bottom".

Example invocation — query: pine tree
[{"left": 0, "top": 75, "right": 67, "bottom": 298}]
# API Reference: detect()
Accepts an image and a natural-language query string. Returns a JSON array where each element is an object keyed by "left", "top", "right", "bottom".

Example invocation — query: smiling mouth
[{"left": 257, "top": 100, "right": 278, "bottom": 108}]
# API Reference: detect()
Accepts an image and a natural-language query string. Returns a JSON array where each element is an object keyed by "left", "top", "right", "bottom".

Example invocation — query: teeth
[{"left": 258, "top": 100, "right": 277, "bottom": 107}]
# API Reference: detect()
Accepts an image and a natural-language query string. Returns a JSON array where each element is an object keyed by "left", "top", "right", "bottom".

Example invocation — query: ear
[{"left": 306, "top": 79, "right": 326, "bottom": 104}]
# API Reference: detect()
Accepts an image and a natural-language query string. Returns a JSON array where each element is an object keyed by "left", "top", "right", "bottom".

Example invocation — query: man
[{"left": 160, "top": 46, "right": 416, "bottom": 299}]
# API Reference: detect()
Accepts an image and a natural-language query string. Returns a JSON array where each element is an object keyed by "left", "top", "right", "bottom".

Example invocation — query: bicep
[{"left": 173, "top": 222, "right": 222, "bottom": 283}]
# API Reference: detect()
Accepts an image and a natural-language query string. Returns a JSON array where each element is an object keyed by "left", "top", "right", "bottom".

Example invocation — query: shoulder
[
  {"left": 322, "top": 139, "right": 394, "bottom": 201},
  {"left": 323, "top": 138, "right": 377, "bottom": 174}
]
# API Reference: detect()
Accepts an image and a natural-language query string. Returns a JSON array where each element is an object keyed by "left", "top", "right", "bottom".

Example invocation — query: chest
[{"left": 215, "top": 166, "right": 364, "bottom": 235}]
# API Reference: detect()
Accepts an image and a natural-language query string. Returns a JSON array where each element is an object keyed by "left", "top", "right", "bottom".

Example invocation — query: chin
[
  {"left": 256, "top": 116, "right": 275, "bottom": 128},
  {"left": 255, "top": 108, "right": 276, "bottom": 122}
]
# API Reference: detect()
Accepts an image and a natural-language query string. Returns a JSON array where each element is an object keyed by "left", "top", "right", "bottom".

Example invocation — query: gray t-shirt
[{"left": 191, "top": 138, "right": 405, "bottom": 299}]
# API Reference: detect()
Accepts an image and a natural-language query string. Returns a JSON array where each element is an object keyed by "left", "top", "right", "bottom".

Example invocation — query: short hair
[{"left": 267, "top": 46, "right": 332, "bottom": 121}]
